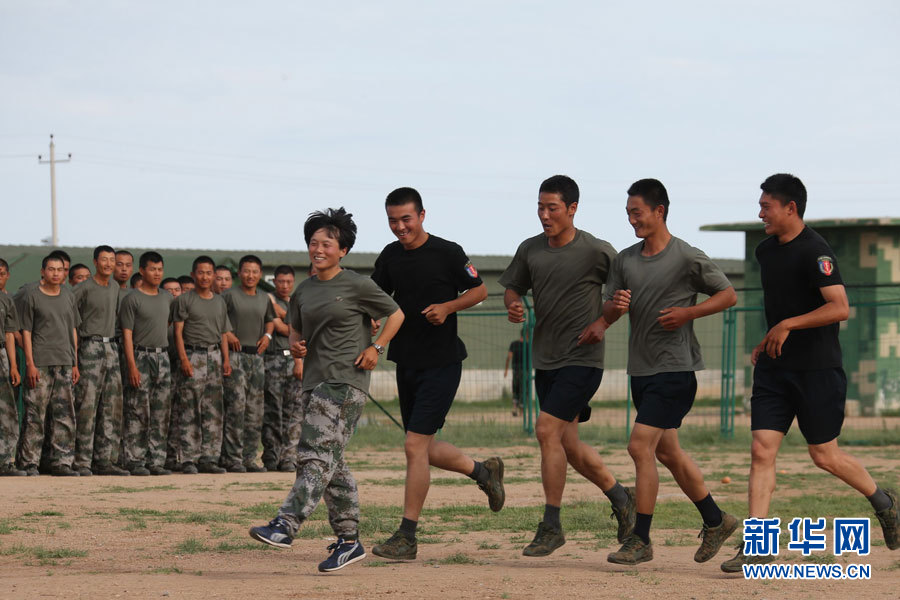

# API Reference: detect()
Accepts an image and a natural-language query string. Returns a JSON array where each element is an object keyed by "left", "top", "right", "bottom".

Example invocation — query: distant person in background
[
  {"left": 113, "top": 251, "right": 133, "bottom": 290},
  {"left": 0, "top": 258, "right": 10, "bottom": 294},
  {"left": 161, "top": 278, "right": 182, "bottom": 297},
  {"left": 130, "top": 273, "right": 142, "bottom": 289},
  {"left": 68, "top": 264, "right": 91, "bottom": 287},
  {"left": 214, "top": 266, "right": 233, "bottom": 294},
  {"left": 177, "top": 275, "right": 195, "bottom": 294},
  {"left": 504, "top": 331, "right": 525, "bottom": 416}
]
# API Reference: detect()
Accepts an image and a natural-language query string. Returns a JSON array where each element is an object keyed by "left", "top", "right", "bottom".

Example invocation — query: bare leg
[
  {"left": 748, "top": 429, "right": 784, "bottom": 517},
  {"left": 402, "top": 432, "right": 433, "bottom": 521},
  {"left": 654, "top": 429, "right": 709, "bottom": 502},
  {"left": 627, "top": 423, "right": 666, "bottom": 514},
  {"left": 560, "top": 420, "right": 616, "bottom": 491},
  {"left": 426, "top": 439, "right": 475, "bottom": 474},
  {"left": 808, "top": 439, "right": 877, "bottom": 496},
  {"left": 535, "top": 412, "right": 571, "bottom": 506}
]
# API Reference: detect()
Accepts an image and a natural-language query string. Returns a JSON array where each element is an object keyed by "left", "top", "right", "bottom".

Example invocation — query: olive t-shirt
[
  {"left": 170, "top": 291, "right": 232, "bottom": 347},
  {"left": 1, "top": 293, "right": 18, "bottom": 335},
  {"left": 267, "top": 295, "right": 291, "bottom": 354},
  {"left": 73, "top": 277, "right": 119, "bottom": 338},
  {"left": 222, "top": 288, "right": 275, "bottom": 347},
  {"left": 119, "top": 289, "right": 173, "bottom": 348},
  {"left": 289, "top": 269, "right": 398, "bottom": 392},
  {"left": 19, "top": 286, "right": 80, "bottom": 367},
  {"left": 498, "top": 230, "right": 616, "bottom": 370},
  {"left": 603, "top": 236, "right": 732, "bottom": 376}
]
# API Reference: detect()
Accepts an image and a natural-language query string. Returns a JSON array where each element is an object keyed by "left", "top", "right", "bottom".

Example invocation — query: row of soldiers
[{"left": 0, "top": 248, "right": 304, "bottom": 476}]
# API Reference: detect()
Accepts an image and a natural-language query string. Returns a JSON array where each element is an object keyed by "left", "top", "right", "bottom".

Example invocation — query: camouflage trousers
[
  {"left": 74, "top": 339, "right": 123, "bottom": 470},
  {"left": 278, "top": 383, "right": 366, "bottom": 538},
  {"left": 123, "top": 349, "right": 172, "bottom": 469},
  {"left": 222, "top": 351, "right": 265, "bottom": 468},
  {"left": 165, "top": 351, "right": 181, "bottom": 468},
  {"left": 0, "top": 354, "right": 19, "bottom": 467},
  {"left": 278, "top": 377, "right": 305, "bottom": 469},
  {"left": 261, "top": 352, "right": 294, "bottom": 468},
  {"left": 175, "top": 348, "right": 224, "bottom": 466},
  {"left": 17, "top": 366, "right": 75, "bottom": 469}
]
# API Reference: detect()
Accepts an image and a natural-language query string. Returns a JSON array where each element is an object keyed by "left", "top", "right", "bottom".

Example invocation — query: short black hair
[
  {"left": 303, "top": 207, "right": 357, "bottom": 251},
  {"left": 93, "top": 245, "right": 115, "bottom": 260},
  {"left": 385, "top": 187, "right": 424, "bottom": 213},
  {"left": 0, "top": 258, "right": 8, "bottom": 271},
  {"left": 177, "top": 275, "right": 195, "bottom": 285},
  {"left": 214, "top": 264, "right": 231, "bottom": 273},
  {"left": 238, "top": 255, "right": 262, "bottom": 270},
  {"left": 130, "top": 273, "right": 142, "bottom": 288},
  {"left": 139, "top": 251, "right": 164, "bottom": 269},
  {"left": 49, "top": 249, "right": 71, "bottom": 264},
  {"left": 627, "top": 178, "right": 670, "bottom": 221},
  {"left": 161, "top": 277, "right": 180, "bottom": 288},
  {"left": 192, "top": 256, "right": 215, "bottom": 272},
  {"left": 42, "top": 254, "right": 65, "bottom": 269},
  {"left": 760, "top": 173, "right": 807, "bottom": 218},
  {"left": 69, "top": 263, "right": 90, "bottom": 274},
  {"left": 273, "top": 264, "right": 295, "bottom": 277},
  {"left": 539, "top": 175, "right": 579, "bottom": 207},
  {"left": 116, "top": 250, "right": 133, "bottom": 259}
]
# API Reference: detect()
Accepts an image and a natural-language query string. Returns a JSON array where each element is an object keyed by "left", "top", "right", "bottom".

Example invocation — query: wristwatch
[{"left": 372, "top": 343, "right": 385, "bottom": 355}]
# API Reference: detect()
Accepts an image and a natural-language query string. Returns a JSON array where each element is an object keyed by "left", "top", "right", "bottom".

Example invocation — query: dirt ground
[{"left": 2, "top": 444, "right": 899, "bottom": 600}]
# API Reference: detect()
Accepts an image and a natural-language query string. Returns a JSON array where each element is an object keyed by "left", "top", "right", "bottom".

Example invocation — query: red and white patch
[
  {"left": 817, "top": 255, "right": 834, "bottom": 276},
  {"left": 465, "top": 261, "right": 479, "bottom": 278}
]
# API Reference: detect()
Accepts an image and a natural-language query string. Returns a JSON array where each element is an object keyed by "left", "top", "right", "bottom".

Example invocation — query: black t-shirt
[
  {"left": 756, "top": 226, "right": 843, "bottom": 370},
  {"left": 372, "top": 234, "right": 483, "bottom": 368}
]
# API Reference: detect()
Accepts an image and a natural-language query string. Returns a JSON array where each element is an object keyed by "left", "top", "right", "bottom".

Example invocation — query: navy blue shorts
[
  {"left": 631, "top": 371, "right": 697, "bottom": 429},
  {"left": 396, "top": 363, "right": 462, "bottom": 435},
  {"left": 750, "top": 367, "right": 846, "bottom": 445},
  {"left": 535, "top": 366, "right": 603, "bottom": 423}
]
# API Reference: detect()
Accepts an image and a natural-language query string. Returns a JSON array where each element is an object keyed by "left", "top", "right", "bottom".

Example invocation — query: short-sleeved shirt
[
  {"left": 603, "top": 236, "right": 732, "bottom": 376},
  {"left": 372, "top": 235, "right": 483, "bottom": 369},
  {"left": 119, "top": 289, "right": 173, "bottom": 348},
  {"left": 222, "top": 287, "right": 275, "bottom": 347},
  {"left": 267, "top": 295, "right": 291, "bottom": 354},
  {"left": 289, "top": 269, "right": 399, "bottom": 392},
  {"left": 19, "top": 285, "right": 80, "bottom": 367},
  {"left": 170, "top": 291, "right": 232, "bottom": 347},
  {"left": 755, "top": 226, "right": 843, "bottom": 370},
  {"left": 0, "top": 293, "right": 19, "bottom": 335},
  {"left": 498, "top": 230, "right": 616, "bottom": 370},
  {"left": 73, "top": 277, "right": 119, "bottom": 338}
]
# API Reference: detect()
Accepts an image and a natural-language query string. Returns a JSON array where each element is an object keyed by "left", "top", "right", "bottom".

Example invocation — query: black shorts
[
  {"left": 396, "top": 363, "right": 462, "bottom": 435},
  {"left": 750, "top": 366, "right": 846, "bottom": 445},
  {"left": 631, "top": 371, "right": 697, "bottom": 429},
  {"left": 535, "top": 366, "right": 603, "bottom": 423}
]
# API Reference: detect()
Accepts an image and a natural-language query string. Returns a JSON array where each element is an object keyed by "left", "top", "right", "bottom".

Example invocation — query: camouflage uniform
[
  {"left": 164, "top": 342, "right": 181, "bottom": 469},
  {"left": 73, "top": 339, "right": 124, "bottom": 470},
  {"left": 0, "top": 353, "right": 19, "bottom": 468},
  {"left": 221, "top": 351, "right": 265, "bottom": 468},
  {"left": 176, "top": 348, "right": 224, "bottom": 467},
  {"left": 277, "top": 382, "right": 366, "bottom": 538},
  {"left": 277, "top": 377, "right": 305, "bottom": 469},
  {"left": 261, "top": 351, "right": 294, "bottom": 468},
  {"left": 17, "top": 366, "right": 76, "bottom": 469},
  {"left": 123, "top": 349, "right": 172, "bottom": 469}
]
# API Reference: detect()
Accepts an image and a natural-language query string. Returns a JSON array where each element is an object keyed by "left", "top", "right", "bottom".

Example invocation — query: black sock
[
  {"left": 469, "top": 461, "right": 489, "bottom": 485},
  {"left": 399, "top": 517, "right": 417, "bottom": 539},
  {"left": 543, "top": 504, "right": 561, "bottom": 529},
  {"left": 868, "top": 487, "right": 893, "bottom": 512},
  {"left": 694, "top": 493, "right": 723, "bottom": 527},
  {"left": 342, "top": 532, "right": 358, "bottom": 542},
  {"left": 603, "top": 481, "right": 629, "bottom": 509},
  {"left": 634, "top": 512, "right": 652, "bottom": 544}
]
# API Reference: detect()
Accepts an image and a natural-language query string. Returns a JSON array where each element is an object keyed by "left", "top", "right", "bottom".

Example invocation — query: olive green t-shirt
[
  {"left": 267, "top": 295, "right": 291, "bottom": 354},
  {"left": 603, "top": 236, "right": 732, "bottom": 376},
  {"left": 73, "top": 277, "right": 119, "bottom": 338},
  {"left": 19, "top": 285, "right": 80, "bottom": 367},
  {"left": 289, "top": 269, "right": 398, "bottom": 392},
  {"left": 498, "top": 230, "right": 617, "bottom": 370},
  {"left": 170, "top": 291, "right": 232, "bottom": 347},
  {"left": 0, "top": 293, "right": 18, "bottom": 334},
  {"left": 222, "top": 287, "right": 275, "bottom": 347},
  {"left": 119, "top": 288, "right": 173, "bottom": 348}
]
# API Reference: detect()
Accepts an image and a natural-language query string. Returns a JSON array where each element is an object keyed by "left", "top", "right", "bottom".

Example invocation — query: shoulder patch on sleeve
[
  {"left": 465, "top": 261, "right": 479, "bottom": 278},
  {"left": 817, "top": 255, "right": 835, "bottom": 276}
]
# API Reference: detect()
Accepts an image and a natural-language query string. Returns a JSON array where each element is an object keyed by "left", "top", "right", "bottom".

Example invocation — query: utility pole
[{"left": 38, "top": 134, "right": 72, "bottom": 247}]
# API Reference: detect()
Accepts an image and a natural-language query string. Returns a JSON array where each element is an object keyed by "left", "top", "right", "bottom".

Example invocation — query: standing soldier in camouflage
[
  {"left": 120, "top": 252, "right": 174, "bottom": 476},
  {"left": 261, "top": 264, "right": 296, "bottom": 471},
  {"left": 17, "top": 255, "right": 81, "bottom": 476},
  {"left": 249, "top": 208, "right": 404, "bottom": 573},
  {"left": 171, "top": 255, "right": 232, "bottom": 474},
  {"left": 163, "top": 278, "right": 183, "bottom": 472},
  {"left": 0, "top": 268, "right": 25, "bottom": 476},
  {"left": 73, "top": 245, "right": 128, "bottom": 476},
  {"left": 221, "top": 255, "right": 274, "bottom": 472}
]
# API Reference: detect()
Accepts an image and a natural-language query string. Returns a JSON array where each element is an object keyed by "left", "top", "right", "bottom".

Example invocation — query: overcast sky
[{"left": 2, "top": 2, "right": 898, "bottom": 259}]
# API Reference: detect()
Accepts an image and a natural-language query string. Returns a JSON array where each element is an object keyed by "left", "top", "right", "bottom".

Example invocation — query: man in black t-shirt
[
  {"left": 370, "top": 187, "right": 505, "bottom": 561},
  {"left": 504, "top": 335, "right": 524, "bottom": 415},
  {"left": 721, "top": 174, "right": 899, "bottom": 573}
]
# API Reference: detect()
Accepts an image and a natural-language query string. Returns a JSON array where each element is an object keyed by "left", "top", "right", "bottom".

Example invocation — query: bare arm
[
  {"left": 657, "top": 286, "right": 737, "bottom": 331},
  {"left": 23, "top": 330, "right": 38, "bottom": 388},
  {"left": 288, "top": 323, "right": 305, "bottom": 380},
  {"left": 271, "top": 317, "right": 289, "bottom": 337},
  {"left": 4, "top": 332, "right": 19, "bottom": 387},
  {"left": 754, "top": 284, "right": 848, "bottom": 363},
  {"left": 175, "top": 322, "right": 192, "bottom": 377},
  {"left": 504, "top": 289, "right": 525, "bottom": 324},
  {"left": 123, "top": 329, "right": 140, "bottom": 388},
  {"left": 355, "top": 308, "right": 405, "bottom": 370},
  {"left": 71, "top": 328, "right": 80, "bottom": 385},
  {"left": 422, "top": 283, "right": 488, "bottom": 326},
  {"left": 602, "top": 289, "right": 632, "bottom": 326}
]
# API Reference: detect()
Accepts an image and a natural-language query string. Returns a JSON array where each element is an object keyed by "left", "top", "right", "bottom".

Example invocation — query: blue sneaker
[
  {"left": 249, "top": 517, "right": 294, "bottom": 548},
  {"left": 317, "top": 538, "right": 366, "bottom": 572}
]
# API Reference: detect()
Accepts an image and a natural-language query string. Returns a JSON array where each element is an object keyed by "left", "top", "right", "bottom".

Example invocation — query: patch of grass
[
  {"left": 57, "top": 522, "right": 72, "bottom": 530},
  {"left": 118, "top": 507, "right": 166, "bottom": 518},
  {"left": 92, "top": 484, "right": 177, "bottom": 494},
  {"left": 175, "top": 538, "right": 207, "bottom": 554},
  {"left": 0, "top": 519, "right": 18, "bottom": 534},
  {"left": 435, "top": 552, "right": 478, "bottom": 565},
  {"left": 149, "top": 566, "right": 183, "bottom": 574},
  {"left": 223, "top": 481, "right": 285, "bottom": 492},
  {"left": 125, "top": 518, "right": 147, "bottom": 531},
  {"left": 801, "top": 553, "right": 835, "bottom": 564},
  {"left": 238, "top": 502, "right": 281, "bottom": 520},
  {"left": 214, "top": 540, "right": 273, "bottom": 552},
  {"left": 3, "top": 544, "right": 87, "bottom": 565},
  {"left": 477, "top": 541, "right": 500, "bottom": 550},
  {"left": 208, "top": 524, "right": 231, "bottom": 538},
  {"left": 372, "top": 476, "right": 541, "bottom": 487},
  {"left": 23, "top": 510, "right": 64, "bottom": 517}
]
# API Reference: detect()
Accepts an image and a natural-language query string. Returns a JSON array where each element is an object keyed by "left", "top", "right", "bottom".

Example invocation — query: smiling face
[
  {"left": 192, "top": 262, "right": 215, "bottom": 293},
  {"left": 758, "top": 192, "right": 798, "bottom": 237},
  {"left": 238, "top": 262, "right": 260, "bottom": 290},
  {"left": 626, "top": 195, "right": 664, "bottom": 239},
  {"left": 537, "top": 192, "right": 576, "bottom": 240},
  {"left": 386, "top": 202, "right": 426, "bottom": 249},
  {"left": 308, "top": 228, "right": 347, "bottom": 274},
  {"left": 94, "top": 251, "right": 115, "bottom": 279},
  {"left": 214, "top": 269, "right": 233, "bottom": 293}
]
